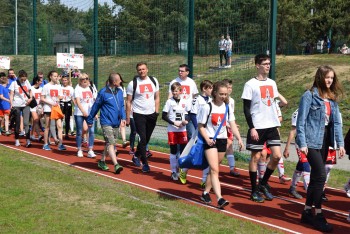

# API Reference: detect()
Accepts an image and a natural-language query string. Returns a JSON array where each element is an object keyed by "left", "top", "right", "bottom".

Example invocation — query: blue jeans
[{"left": 74, "top": 115, "right": 95, "bottom": 149}]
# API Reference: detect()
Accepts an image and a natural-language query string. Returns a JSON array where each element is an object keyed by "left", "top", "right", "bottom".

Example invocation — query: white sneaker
[
  {"left": 347, "top": 212, "right": 350, "bottom": 222},
  {"left": 15, "top": 140, "right": 20, "bottom": 147},
  {"left": 344, "top": 184, "right": 350, "bottom": 198},
  {"left": 171, "top": 172, "right": 178, "bottom": 181},
  {"left": 87, "top": 150, "right": 96, "bottom": 158},
  {"left": 77, "top": 150, "right": 83, "bottom": 158}
]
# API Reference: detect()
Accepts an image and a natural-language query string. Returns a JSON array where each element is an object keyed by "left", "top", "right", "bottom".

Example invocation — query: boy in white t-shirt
[
  {"left": 163, "top": 82, "right": 190, "bottom": 181},
  {"left": 241, "top": 54, "right": 284, "bottom": 203}
]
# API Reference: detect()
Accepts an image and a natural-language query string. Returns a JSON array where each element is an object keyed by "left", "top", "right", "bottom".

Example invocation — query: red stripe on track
[{"left": 1, "top": 135, "right": 349, "bottom": 233}]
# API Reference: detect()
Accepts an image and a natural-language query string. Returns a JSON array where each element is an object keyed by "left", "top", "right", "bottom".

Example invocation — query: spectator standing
[
  {"left": 218, "top": 34, "right": 227, "bottom": 68},
  {"left": 6, "top": 68, "right": 17, "bottom": 89},
  {"left": 225, "top": 34, "right": 233, "bottom": 68},
  {"left": 87, "top": 73, "right": 125, "bottom": 174},
  {"left": 126, "top": 62, "right": 160, "bottom": 173}
]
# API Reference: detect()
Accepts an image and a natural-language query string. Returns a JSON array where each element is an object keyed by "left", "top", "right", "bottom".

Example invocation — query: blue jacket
[
  {"left": 87, "top": 86, "right": 126, "bottom": 128},
  {"left": 296, "top": 87, "right": 344, "bottom": 149}
]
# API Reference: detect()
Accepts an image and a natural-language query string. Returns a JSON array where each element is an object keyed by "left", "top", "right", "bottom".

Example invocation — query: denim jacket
[{"left": 296, "top": 87, "right": 344, "bottom": 149}]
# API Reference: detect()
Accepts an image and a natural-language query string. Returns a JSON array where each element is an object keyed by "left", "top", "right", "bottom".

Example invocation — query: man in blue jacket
[{"left": 87, "top": 73, "right": 126, "bottom": 174}]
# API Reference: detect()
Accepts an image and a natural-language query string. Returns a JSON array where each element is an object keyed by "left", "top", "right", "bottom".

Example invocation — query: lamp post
[{"left": 0, "top": 26, "right": 15, "bottom": 54}]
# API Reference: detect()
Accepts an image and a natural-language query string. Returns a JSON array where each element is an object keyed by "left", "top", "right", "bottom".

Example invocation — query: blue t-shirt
[{"left": 0, "top": 85, "right": 11, "bottom": 110}]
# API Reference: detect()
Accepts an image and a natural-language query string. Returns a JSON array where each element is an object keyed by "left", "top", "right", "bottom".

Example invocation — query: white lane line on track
[
  {"left": 0, "top": 142, "right": 302, "bottom": 234},
  {"left": 62, "top": 142, "right": 349, "bottom": 217}
]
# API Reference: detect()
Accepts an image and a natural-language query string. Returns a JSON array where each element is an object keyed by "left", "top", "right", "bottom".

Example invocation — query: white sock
[
  {"left": 257, "top": 161, "right": 266, "bottom": 179},
  {"left": 291, "top": 170, "right": 302, "bottom": 188},
  {"left": 227, "top": 154, "right": 235, "bottom": 170},
  {"left": 325, "top": 164, "right": 333, "bottom": 184},
  {"left": 202, "top": 167, "right": 210, "bottom": 182},
  {"left": 302, "top": 171, "right": 310, "bottom": 191},
  {"left": 277, "top": 157, "right": 285, "bottom": 177},
  {"left": 70, "top": 117, "right": 74, "bottom": 132},
  {"left": 169, "top": 153, "right": 178, "bottom": 173}
]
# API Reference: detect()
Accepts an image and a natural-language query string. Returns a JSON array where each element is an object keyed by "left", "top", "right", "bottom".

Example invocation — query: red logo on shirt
[
  {"left": 211, "top": 113, "right": 226, "bottom": 127},
  {"left": 139, "top": 84, "right": 153, "bottom": 99},
  {"left": 50, "top": 89, "right": 59, "bottom": 98},
  {"left": 34, "top": 93, "right": 41, "bottom": 99},
  {"left": 181, "top": 85, "right": 190, "bottom": 100},
  {"left": 19, "top": 85, "right": 28, "bottom": 95},
  {"left": 260, "top": 85, "right": 275, "bottom": 106},
  {"left": 82, "top": 91, "right": 93, "bottom": 103},
  {"left": 63, "top": 89, "right": 70, "bottom": 101}
]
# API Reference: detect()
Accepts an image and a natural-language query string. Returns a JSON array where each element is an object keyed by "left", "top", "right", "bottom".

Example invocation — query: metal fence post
[
  {"left": 33, "top": 0, "right": 37, "bottom": 76},
  {"left": 94, "top": 0, "right": 98, "bottom": 89},
  {"left": 269, "top": 0, "right": 277, "bottom": 80},
  {"left": 187, "top": 0, "right": 194, "bottom": 78}
]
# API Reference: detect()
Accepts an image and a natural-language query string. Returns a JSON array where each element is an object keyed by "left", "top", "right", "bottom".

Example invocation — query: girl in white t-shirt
[
  {"left": 41, "top": 71, "right": 65, "bottom": 151},
  {"left": 60, "top": 76, "right": 75, "bottom": 139},
  {"left": 197, "top": 81, "right": 244, "bottom": 209},
  {"left": 74, "top": 73, "right": 96, "bottom": 158},
  {"left": 30, "top": 76, "right": 43, "bottom": 141},
  {"left": 9, "top": 70, "right": 33, "bottom": 147}
]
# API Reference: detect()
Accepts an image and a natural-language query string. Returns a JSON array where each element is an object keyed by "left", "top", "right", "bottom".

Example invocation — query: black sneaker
[
  {"left": 301, "top": 209, "right": 313, "bottom": 225},
  {"left": 250, "top": 191, "right": 265, "bottom": 203},
  {"left": 200, "top": 192, "right": 211, "bottom": 204},
  {"left": 258, "top": 183, "right": 274, "bottom": 201},
  {"left": 313, "top": 213, "right": 333, "bottom": 232},
  {"left": 217, "top": 198, "right": 229, "bottom": 209},
  {"left": 321, "top": 192, "right": 328, "bottom": 202}
]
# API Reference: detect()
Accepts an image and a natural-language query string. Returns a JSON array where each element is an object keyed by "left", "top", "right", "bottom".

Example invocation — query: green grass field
[{"left": 0, "top": 146, "right": 280, "bottom": 233}]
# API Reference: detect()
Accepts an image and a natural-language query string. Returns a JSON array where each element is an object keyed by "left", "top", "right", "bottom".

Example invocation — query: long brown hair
[
  {"left": 211, "top": 81, "right": 229, "bottom": 104},
  {"left": 311, "top": 65, "right": 343, "bottom": 101}
]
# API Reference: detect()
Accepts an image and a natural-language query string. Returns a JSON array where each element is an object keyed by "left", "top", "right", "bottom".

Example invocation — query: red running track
[{"left": 1, "top": 135, "right": 349, "bottom": 233}]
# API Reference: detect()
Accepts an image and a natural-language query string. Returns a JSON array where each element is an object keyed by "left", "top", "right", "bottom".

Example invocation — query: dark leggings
[
  {"left": 129, "top": 117, "right": 137, "bottom": 150},
  {"left": 305, "top": 128, "right": 330, "bottom": 209},
  {"left": 60, "top": 101, "right": 72, "bottom": 135}
]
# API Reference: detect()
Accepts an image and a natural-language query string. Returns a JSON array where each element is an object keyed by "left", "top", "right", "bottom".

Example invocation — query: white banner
[
  {"left": 0, "top": 56, "right": 10, "bottom": 69},
  {"left": 57, "top": 53, "right": 84, "bottom": 69}
]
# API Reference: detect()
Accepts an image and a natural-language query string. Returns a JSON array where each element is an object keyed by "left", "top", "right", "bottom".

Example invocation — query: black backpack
[{"left": 132, "top": 75, "right": 157, "bottom": 100}]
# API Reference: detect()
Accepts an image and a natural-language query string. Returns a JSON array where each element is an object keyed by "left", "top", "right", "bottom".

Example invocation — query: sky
[{"left": 43, "top": 0, "right": 113, "bottom": 11}]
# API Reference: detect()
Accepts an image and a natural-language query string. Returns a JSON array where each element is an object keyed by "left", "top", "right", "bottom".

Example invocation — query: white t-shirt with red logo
[
  {"left": 9, "top": 80, "right": 32, "bottom": 107},
  {"left": 241, "top": 77, "right": 280, "bottom": 129},
  {"left": 163, "top": 97, "right": 189, "bottom": 133},
  {"left": 168, "top": 77, "right": 198, "bottom": 106},
  {"left": 61, "top": 85, "right": 74, "bottom": 102},
  {"left": 197, "top": 102, "right": 235, "bottom": 139},
  {"left": 74, "top": 85, "right": 94, "bottom": 116},
  {"left": 190, "top": 95, "right": 211, "bottom": 115},
  {"left": 126, "top": 76, "right": 159, "bottom": 115},
  {"left": 42, "top": 83, "right": 63, "bottom": 112}
]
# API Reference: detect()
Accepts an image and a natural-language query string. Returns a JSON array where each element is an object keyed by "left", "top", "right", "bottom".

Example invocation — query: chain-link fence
[{"left": 0, "top": 0, "right": 272, "bottom": 155}]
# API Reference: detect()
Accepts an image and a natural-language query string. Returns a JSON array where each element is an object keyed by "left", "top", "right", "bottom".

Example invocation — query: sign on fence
[
  {"left": 57, "top": 53, "right": 84, "bottom": 69},
  {"left": 0, "top": 56, "right": 10, "bottom": 69}
]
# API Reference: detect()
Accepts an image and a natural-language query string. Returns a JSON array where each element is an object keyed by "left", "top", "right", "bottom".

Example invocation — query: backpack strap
[
  {"left": 132, "top": 76, "right": 157, "bottom": 101},
  {"left": 204, "top": 102, "right": 212, "bottom": 127}
]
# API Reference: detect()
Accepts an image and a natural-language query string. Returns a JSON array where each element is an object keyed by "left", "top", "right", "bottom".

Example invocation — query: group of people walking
[{"left": 0, "top": 54, "right": 349, "bottom": 232}]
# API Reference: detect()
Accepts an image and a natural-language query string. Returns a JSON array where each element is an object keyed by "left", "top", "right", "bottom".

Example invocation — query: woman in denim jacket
[{"left": 296, "top": 65, "right": 345, "bottom": 232}]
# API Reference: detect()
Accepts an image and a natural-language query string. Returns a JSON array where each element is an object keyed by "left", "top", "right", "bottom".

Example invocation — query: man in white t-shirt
[
  {"left": 241, "top": 54, "right": 284, "bottom": 203},
  {"left": 168, "top": 64, "right": 198, "bottom": 139},
  {"left": 225, "top": 34, "right": 232, "bottom": 68},
  {"left": 126, "top": 62, "right": 160, "bottom": 173},
  {"left": 218, "top": 34, "right": 227, "bottom": 68}
]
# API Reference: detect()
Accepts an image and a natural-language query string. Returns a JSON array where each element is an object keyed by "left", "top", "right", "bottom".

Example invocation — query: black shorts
[
  {"left": 204, "top": 138, "right": 227, "bottom": 152},
  {"left": 246, "top": 127, "right": 280, "bottom": 152},
  {"left": 44, "top": 112, "right": 51, "bottom": 116}
]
